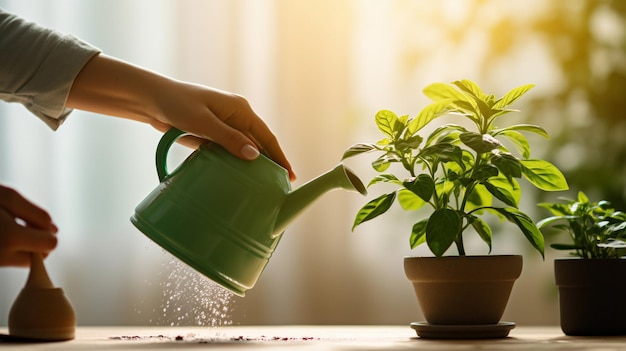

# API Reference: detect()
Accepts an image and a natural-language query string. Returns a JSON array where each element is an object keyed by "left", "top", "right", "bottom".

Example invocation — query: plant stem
[{"left": 455, "top": 235, "right": 466, "bottom": 256}]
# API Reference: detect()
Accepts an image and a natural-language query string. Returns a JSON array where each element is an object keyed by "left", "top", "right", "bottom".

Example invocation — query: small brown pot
[
  {"left": 554, "top": 258, "right": 626, "bottom": 336},
  {"left": 404, "top": 255, "right": 522, "bottom": 325}
]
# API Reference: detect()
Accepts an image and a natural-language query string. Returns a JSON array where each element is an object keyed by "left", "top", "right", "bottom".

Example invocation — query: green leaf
[
  {"left": 372, "top": 154, "right": 397, "bottom": 172},
  {"left": 490, "top": 173, "right": 521, "bottom": 203},
  {"left": 460, "top": 132, "right": 501, "bottom": 154},
  {"left": 410, "top": 220, "right": 428, "bottom": 249},
  {"left": 420, "top": 143, "right": 462, "bottom": 165},
  {"left": 352, "top": 192, "right": 396, "bottom": 230},
  {"left": 598, "top": 239, "right": 626, "bottom": 249},
  {"left": 407, "top": 99, "right": 452, "bottom": 135},
  {"left": 423, "top": 82, "right": 469, "bottom": 102},
  {"left": 474, "top": 98, "right": 494, "bottom": 120},
  {"left": 397, "top": 189, "right": 426, "bottom": 211},
  {"left": 536, "top": 215, "right": 570, "bottom": 229},
  {"left": 466, "top": 183, "right": 494, "bottom": 211},
  {"left": 452, "top": 79, "right": 486, "bottom": 100},
  {"left": 375, "top": 110, "right": 398, "bottom": 139},
  {"left": 491, "top": 152, "right": 522, "bottom": 179},
  {"left": 488, "top": 108, "right": 519, "bottom": 121},
  {"left": 520, "top": 159, "right": 569, "bottom": 191},
  {"left": 537, "top": 202, "right": 574, "bottom": 217},
  {"left": 376, "top": 137, "right": 392, "bottom": 146},
  {"left": 495, "top": 130, "right": 530, "bottom": 159},
  {"left": 492, "top": 84, "right": 535, "bottom": 110},
  {"left": 470, "top": 216, "right": 492, "bottom": 252},
  {"left": 492, "top": 124, "right": 549, "bottom": 139},
  {"left": 550, "top": 243, "right": 579, "bottom": 251},
  {"left": 426, "top": 208, "right": 462, "bottom": 257},
  {"left": 483, "top": 181, "right": 518, "bottom": 207},
  {"left": 471, "top": 164, "right": 499, "bottom": 181},
  {"left": 403, "top": 174, "right": 435, "bottom": 202},
  {"left": 367, "top": 174, "right": 401, "bottom": 187},
  {"left": 451, "top": 101, "right": 480, "bottom": 120},
  {"left": 493, "top": 207, "right": 545, "bottom": 257},
  {"left": 395, "top": 134, "right": 423, "bottom": 151},
  {"left": 425, "top": 124, "right": 468, "bottom": 146},
  {"left": 342, "top": 143, "right": 377, "bottom": 160},
  {"left": 396, "top": 114, "right": 409, "bottom": 136}
]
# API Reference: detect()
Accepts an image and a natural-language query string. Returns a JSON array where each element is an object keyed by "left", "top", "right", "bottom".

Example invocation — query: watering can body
[{"left": 131, "top": 128, "right": 366, "bottom": 296}]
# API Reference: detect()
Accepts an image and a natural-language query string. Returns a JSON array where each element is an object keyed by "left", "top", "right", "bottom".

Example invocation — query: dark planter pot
[
  {"left": 404, "top": 255, "right": 523, "bottom": 325},
  {"left": 554, "top": 258, "right": 626, "bottom": 336}
]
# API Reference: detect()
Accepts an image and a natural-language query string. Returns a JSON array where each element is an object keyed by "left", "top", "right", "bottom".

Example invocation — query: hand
[
  {"left": 150, "top": 83, "right": 297, "bottom": 181},
  {"left": 0, "top": 185, "right": 58, "bottom": 267},
  {"left": 67, "top": 54, "right": 296, "bottom": 181}
]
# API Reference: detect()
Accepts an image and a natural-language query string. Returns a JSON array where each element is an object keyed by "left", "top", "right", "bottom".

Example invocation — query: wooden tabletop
[{"left": 1, "top": 325, "right": 626, "bottom": 350}]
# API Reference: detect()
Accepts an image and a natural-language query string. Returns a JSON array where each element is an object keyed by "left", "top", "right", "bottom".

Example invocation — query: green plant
[
  {"left": 342, "top": 79, "right": 569, "bottom": 257},
  {"left": 538, "top": 191, "right": 626, "bottom": 259}
]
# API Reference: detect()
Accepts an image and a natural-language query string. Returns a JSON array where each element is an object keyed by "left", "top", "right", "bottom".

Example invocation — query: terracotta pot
[
  {"left": 554, "top": 258, "right": 626, "bottom": 336},
  {"left": 404, "top": 255, "right": 522, "bottom": 325}
]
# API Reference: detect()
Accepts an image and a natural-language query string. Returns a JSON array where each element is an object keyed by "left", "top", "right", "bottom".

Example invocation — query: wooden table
[{"left": 1, "top": 325, "right": 626, "bottom": 350}]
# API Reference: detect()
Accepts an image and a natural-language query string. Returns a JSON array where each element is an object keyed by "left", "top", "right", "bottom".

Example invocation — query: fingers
[
  {"left": 204, "top": 116, "right": 260, "bottom": 160},
  {"left": 0, "top": 221, "right": 58, "bottom": 267},
  {"left": 152, "top": 83, "right": 296, "bottom": 181},
  {"left": 209, "top": 94, "right": 296, "bottom": 180},
  {"left": 0, "top": 185, "right": 57, "bottom": 232},
  {"left": 248, "top": 121, "right": 296, "bottom": 181},
  {"left": 208, "top": 116, "right": 297, "bottom": 181},
  {"left": 0, "top": 185, "right": 58, "bottom": 267}
]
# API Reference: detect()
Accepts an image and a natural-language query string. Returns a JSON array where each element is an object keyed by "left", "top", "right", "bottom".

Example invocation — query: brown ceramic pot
[
  {"left": 554, "top": 258, "right": 626, "bottom": 336},
  {"left": 404, "top": 255, "right": 523, "bottom": 325}
]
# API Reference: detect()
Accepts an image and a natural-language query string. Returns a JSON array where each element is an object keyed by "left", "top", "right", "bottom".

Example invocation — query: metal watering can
[{"left": 131, "top": 128, "right": 366, "bottom": 296}]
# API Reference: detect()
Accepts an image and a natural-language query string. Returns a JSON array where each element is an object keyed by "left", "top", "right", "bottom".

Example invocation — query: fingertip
[
  {"left": 48, "top": 234, "right": 59, "bottom": 250},
  {"left": 241, "top": 144, "right": 260, "bottom": 160}
]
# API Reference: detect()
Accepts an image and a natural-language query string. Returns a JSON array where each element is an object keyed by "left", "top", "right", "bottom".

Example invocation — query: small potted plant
[
  {"left": 538, "top": 191, "right": 626, "bottom": 336},
  {"left": 342, "top": 79, "right": 568, "bottom": 338}
]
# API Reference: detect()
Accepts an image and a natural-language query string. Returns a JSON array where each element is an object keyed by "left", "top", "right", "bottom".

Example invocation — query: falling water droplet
[{"left": 154, "top": 257, "right": 236, "bottom": 328}]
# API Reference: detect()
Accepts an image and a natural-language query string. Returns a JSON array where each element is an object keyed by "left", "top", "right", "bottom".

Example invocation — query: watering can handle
[{"left": 155, "top": 128, "right": 189, "bottom": 182}]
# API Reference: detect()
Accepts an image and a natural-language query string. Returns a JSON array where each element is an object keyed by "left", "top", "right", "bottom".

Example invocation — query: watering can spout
[{"left": 274, "top": 164, "right": 367, "bottom": 235}]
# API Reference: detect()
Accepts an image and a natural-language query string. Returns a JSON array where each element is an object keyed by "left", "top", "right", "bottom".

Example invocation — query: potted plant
[
  {"left": 342, "top": 79, "right": 568, "bottom": 338},
  {"left": 538, "top": 191, "right": 626, "bottom": 336}
]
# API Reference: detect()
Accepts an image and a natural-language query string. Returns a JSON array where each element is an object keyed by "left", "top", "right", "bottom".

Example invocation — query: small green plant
[
  {"left": 342, "top": 79, "right": 569, "bottom": 257},
  {"left": 538, "top": 191, "right": 626, "bottom": 259}
]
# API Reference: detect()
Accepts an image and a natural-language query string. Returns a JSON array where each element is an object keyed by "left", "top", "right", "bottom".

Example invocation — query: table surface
[{"left": 1, "top": 325, "right": 626, "bottom": 350}]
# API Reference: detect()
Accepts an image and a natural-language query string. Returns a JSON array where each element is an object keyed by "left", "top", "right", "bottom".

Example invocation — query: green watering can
[{"left": 131, "top": 128, "right": 367, "bottom": 296}]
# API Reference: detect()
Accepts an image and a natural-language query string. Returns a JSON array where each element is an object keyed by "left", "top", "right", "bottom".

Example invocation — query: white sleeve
[{"left": 0, "top": 8, "right": 101, "bottom": 130}]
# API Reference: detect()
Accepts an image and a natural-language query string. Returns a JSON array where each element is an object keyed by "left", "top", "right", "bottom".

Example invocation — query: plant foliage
[
  {"left": 537, "top": 191, "right": 626, "bottom": 259},
  {"left": 342, "top": 79, "right": 569, "bottom": 257}
]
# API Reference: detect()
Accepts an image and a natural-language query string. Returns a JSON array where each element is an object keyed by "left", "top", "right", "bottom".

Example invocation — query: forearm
[{"left": 66, "top": 53, "right": 170, "bottom": 127}]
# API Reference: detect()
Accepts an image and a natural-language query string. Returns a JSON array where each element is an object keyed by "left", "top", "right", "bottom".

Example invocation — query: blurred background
[{"left": 1, "top": 0, "right": 625, "bottom": 327}]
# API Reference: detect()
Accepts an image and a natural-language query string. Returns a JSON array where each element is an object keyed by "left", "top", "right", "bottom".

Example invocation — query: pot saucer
[{"left": 410, "top": 321, "right": 515, "bottom": 339}]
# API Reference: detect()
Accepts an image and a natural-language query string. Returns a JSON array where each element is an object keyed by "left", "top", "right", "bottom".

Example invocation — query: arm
[
  {"left": 0, "top": 9, "right": 294, "bottom": 179},
  {"left": 66, "top": 54, "right": 295, "bottom": 180}
]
